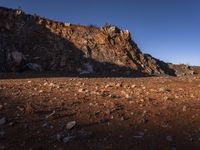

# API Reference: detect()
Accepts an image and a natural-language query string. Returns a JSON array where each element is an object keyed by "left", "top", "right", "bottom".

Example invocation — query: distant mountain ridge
[{"left": 0, "top": 6, "right": 195, "bottom": 76}]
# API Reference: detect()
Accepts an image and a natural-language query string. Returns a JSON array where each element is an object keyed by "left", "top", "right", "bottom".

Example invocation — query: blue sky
[{"left": 1, "top": 0, "right": 200, "bottom": 65}]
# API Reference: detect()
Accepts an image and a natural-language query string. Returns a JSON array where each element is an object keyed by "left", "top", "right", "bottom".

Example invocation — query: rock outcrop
[{"left": 0, "top": 7, "right": 195, "bottom": 76}]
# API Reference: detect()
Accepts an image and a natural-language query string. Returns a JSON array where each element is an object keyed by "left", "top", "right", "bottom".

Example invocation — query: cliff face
[{"left": 0, "top": 7, "right": 193, "bottom": 76}]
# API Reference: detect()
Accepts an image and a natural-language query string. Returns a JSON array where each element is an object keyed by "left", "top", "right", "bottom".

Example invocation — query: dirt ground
[{"left": 1, "top": 74, "right": 200, "bottom": 150}]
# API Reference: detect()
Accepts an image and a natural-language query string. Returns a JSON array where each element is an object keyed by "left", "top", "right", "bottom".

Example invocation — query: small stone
[
  {"left": 133, "top": 132, "right": 144, "bottom": 139},
  {"left": 99, "top": 118, "right": 109, "bottom": 124},
  {"left": 63, "top": 136, "right": 75, "bottom": 143},
  {"left": 159, "top": 87, "right": 169, "bottom": 92},
  {"left": 0, "top": 145, "right": 5, "bottom": 150},
  {"left": 182, "top": 105, "right": 187, "bottom": 112},
  {"left": 43, "top": 122, "right": 53, "bottom": 129},
  {"left": 0, "top": 131, "right": 5, "bottom": 137},
  {"left": 56, "top": 133, "right": 64, "bottom": 142},
  {"left": 78, "top": 88, "right": 85, "bottom": 93},
  {"left": 190, "top": 94, "right": 194, "bottom": 98},
  {"left": 77, "top": 130, "right": 93, "bottom": 139},
  {"left": 0, "top": 117, "right": 6, "bottom": 125},
  {"left": 66, "top": 121, "right": 76, "bottom": 130},
  {"left": 125, "top": 94, "right": 132, "bottom": 99},
  {"left": 142, "top": 86, "right": 146, "bottom": 90},
  {"left": 49, "top": 83, "right": 56, "bottom": 87},
  {"left": 27, "top": 80, "right": 32, "bottom": 83},
  {"left": 131, "top": 85, "right": 136, "bottom": 88},
  {"left": 43, "top": 82, "right": 48, "bottom": 86},
  {"left": 109, "top": 94, "right": 117, "bottom": 98},
  {"left": 175, "top": 95, "right": 179, "bottom": 99},
  {"left": 8, "top": 121, "right": 15, "bottom": 126},
  {"left": 115, "top": 83, "right": 122, "bottom": 87},
  {"left": 163, "top": 96, "right": 169, "bottom": 101},
  {"left": 105, "top": 84, "right": 112, "bottom": 88},
  {"left": 100, "top": 91, "right": 110, "bottom": 97},
  {"left": 45, "top": 110, "right": 56, "bottom": 119},
  {"left": 120, "top": 117, "right": 125, "bottom": 121},
  {"left": 166, "top": 135, "right": 173, "bottom": 141}
]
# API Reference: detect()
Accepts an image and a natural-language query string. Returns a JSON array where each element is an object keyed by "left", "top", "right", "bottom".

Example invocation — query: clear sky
[{"left": 0, "top": 0, "right": 200, "bottom": 65}]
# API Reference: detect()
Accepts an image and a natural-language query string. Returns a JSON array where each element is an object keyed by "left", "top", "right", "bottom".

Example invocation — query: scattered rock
[
  {"left": 25, "top": 103, "right": 34, "bottom": 114},
  {"left": 115, "top": 83, "right": 122, "bottom": 87},
  {"left": 26, "top": 63, "right": 42, "bottom": 72},
  {"left": 133, "top": 132, "right": 144, "bottom": 139},
  {"left": 166, "top": 135, "right": 173, "bottom": 142},
  {"left": 78, "top": 88, "right": 85, "bottom": 93},
  {"left": 0, "top": 131, "right": 5, "bottom": 137},
  {"left": 131, "top": 84, "right": 136, "bottom": 88},
  {"left": 159, "top": 87, "right": 170, "bottom": 92},
  {"left": 11, "top": 51, "right": 24, "bottom": 65},
  {"left": 63, "top": 136, "right": 75, "bottom": 143},
  {"left": 39, "top": 90, "right": 43, "bottom": 93},
  {"left": 56, "top": 130, "right": 93, "bottom": 144},
  {"left": 99, "top": 118, "right": 109, "bottom": 124},
  {"left": 45, "top": 110, "right": 56, "bottom": 119},
  {"left": 56, "top": 133, "right": 65, "bottom": 142},
  {"left": 182, "top": 105, "right": 187, "bottom": 112},
  {"left": 76, "top": 130, "right": 93, "bottom": 139},
  {"left": 66, "top": 121, "right": 76, "bottom": 130},
  {"left": 100, "top": 91, "right": 110, "bottom": 97},
  {"left": 105, "top": 84, "right": 113, "bottom": 88},
  {"left": 125, "top": 93, "right": 132, "bottom": 99},
  {"left": 42, "top": 122, "right": 54, "bottom": 129},
  {"left": 0, "top": 118, "right": 6, "bottom": 125}
]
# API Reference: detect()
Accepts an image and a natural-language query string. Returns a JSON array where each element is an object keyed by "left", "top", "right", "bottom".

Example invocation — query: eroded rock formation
[{"left": 0, "top": 7, "right": 195, "bottom": 76}]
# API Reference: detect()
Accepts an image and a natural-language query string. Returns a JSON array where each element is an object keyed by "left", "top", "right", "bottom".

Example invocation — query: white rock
[
  {"left": 131, "top": 85, "right": 136, "bottom": 88},
  {"left": 66, "top": 121, "right": 76, "bottom": 130}
]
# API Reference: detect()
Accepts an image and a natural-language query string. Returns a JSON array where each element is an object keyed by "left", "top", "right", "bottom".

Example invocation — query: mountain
[{"left": 0, "top": 7, "right": 195, "bottom": 76}]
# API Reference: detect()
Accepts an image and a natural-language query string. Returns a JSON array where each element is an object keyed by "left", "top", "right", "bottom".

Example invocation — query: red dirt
[{"left": 1, "top": 74, "right": 200, "bottom": 150}]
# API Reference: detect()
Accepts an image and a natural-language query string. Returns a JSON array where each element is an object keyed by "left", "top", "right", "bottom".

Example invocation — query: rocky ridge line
[{"left": 0, "top": 7, "right": 195, "bottom": 76}]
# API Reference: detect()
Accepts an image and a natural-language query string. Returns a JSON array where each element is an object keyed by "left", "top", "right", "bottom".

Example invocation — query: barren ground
[{"left": 1, "top": 74, "right": 200, "bottom": 150}]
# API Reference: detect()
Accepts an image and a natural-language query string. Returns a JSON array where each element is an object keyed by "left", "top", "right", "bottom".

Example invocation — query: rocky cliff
[{"left": 0, "top": 7, "right": 195, "bottom": 76}]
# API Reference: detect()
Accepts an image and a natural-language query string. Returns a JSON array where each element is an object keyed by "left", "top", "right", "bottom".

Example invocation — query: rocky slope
[{"left": 0, "top": 7, "right": 195, "bottom": 76}]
